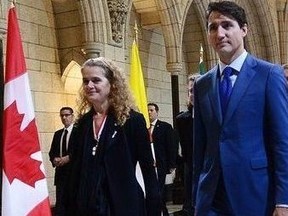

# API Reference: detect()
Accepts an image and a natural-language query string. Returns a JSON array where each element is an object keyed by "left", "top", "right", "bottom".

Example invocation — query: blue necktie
[{"left": 219, "top": 67, "right": 233, "bottom": 115}]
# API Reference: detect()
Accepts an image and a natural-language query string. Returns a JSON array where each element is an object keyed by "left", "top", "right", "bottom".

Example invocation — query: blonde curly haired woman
[{"left": 66, "top": 57, "right": 160, "bottom": 216}]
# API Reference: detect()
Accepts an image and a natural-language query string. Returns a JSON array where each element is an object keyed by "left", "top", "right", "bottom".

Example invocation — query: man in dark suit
[
  {"left": 148, "top": 103, "right": 178, "bottom": 216},
  {"left": 175, "top": 74, "right": 199, "bottom": 216},
  {"left": 193, "top": 1, "right": 288, "bottom": 216},
  {"left": 49, "top": 107, "right": 77, "bottom": 216}
]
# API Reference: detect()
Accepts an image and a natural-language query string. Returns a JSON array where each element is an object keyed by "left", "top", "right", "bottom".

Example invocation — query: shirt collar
[
  {"left": 64, "top": 124, "right": 74, "bottom": 132},
  {"left": 150, "top": 119, "right": 158, "bottom": 126},
  {"left": 219, "top": 50, "right": 248, "bottom": 75}
]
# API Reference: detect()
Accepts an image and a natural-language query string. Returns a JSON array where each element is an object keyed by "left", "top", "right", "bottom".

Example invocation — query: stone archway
[{"left": 61, "top": 60, "right": 82, "bottom": 95}]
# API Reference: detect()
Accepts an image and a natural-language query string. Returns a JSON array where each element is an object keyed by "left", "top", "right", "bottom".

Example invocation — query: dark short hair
[
  {"left": 206, "top": 1, "right": 247, "bottom": 28},
  {"left": 148, "top": 103, "right": 159, "bottom": 112},
  {"left": 188, "top": 74, "right": 201, "bottom": 82},
  {"left": 60, "top": 107, "right": 73, "bottom": 114}
]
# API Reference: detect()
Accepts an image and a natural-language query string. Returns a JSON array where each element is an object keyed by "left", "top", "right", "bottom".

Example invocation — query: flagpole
[
  {"left": 134, "top": 21, "right": 139, "bottom": 44},
  {"left": 199, "top": 43, "right": 206, "bottom": 75},
  {"left": 2, "top": 4, "right": 52, "bottom": 215},
  {"left": 132, "top": 21, "right": 158, "bottom": 179},
  {"left": 11, "top": 0, "right": 15, "bottom": 8},
  {"left": 200, "top": 43, "right": 203, "bottom": 62},
  {"left": 0, "top": 36, "right": 4, "bottom": 216}
]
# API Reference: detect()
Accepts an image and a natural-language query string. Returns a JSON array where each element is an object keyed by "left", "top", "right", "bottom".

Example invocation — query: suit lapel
[
  {"left": 102, "top": 114, "right": 120, "bottom": 150},
  {"left": 56, "top": 129, "right": 64, "bottom": 153},
  {"left": 224, "top": 54, "right": 257, "bottom": 124},
  {"left": 208, "top": 67, "right": 223, "bottom": 124},
  {"left": 152, "top": 120, "right": 161, "bottom": 140},
  {"left": 67, "top": 126, "right": 76, "bottom": 151}
]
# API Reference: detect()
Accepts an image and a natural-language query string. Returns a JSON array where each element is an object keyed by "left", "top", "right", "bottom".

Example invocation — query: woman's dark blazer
[
  {"left": 66, "top": 109, "right": 146, "bottom": 216},
  {"left": 124, "top": 110, "right": 161, "bottom": 216}
]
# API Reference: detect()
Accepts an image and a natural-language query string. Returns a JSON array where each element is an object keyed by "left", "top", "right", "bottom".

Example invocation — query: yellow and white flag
[{"left": 129, "top": 40, "right": 149, "bottom": 125}]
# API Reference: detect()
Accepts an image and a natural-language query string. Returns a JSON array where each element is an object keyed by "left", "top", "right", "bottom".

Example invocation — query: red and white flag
[{"left": 2, "top": 4, "right": 51, "bottom": 216}]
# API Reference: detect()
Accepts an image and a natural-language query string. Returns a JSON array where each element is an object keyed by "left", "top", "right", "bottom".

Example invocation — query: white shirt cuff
[{"left": 276, "top": 204, "right": 288, "bottom": 208}]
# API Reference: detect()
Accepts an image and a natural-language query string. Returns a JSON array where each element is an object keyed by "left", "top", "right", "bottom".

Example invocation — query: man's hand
[
  {"left": 169, "top": 168, "right": 176, "bottom": 174},
  {"left": 53, "top": 156, "right": 70, "bottom": 167},
  {"left": 59, "top": 155, "right": 70, "bottom": 166},
  {"left": 53, "top": 157, "right": 61, "bottom": 167}
]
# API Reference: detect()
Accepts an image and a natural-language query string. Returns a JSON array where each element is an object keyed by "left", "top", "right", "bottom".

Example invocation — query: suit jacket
[
  {"left": 176, "top": 110, "right": 193, "bottom": 164},
  {"left": 193, "top": 54, "right": 288, "bottom": 216},
  {"left": 152, "top": 120, "right": 178, "bottom": 177},
  {"left": 49, "top": 125, "right": 77, "bottom": 185},
  {"left": 124, "top": 111, "right": 161, "bottom": 216},
  {"left": 67, "top": 110, "right": 147, "bottom": 216}
]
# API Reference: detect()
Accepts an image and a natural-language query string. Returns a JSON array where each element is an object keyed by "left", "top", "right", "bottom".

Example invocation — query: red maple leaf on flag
[{"left": 3, "top": 102, "right": 45, "bottom": 187}]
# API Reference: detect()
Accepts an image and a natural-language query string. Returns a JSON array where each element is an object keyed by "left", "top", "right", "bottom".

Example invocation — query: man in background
[
  {"left": 148, "top": 103, "right": 178, "bottom": 216},
  {"left": 175, "top": 74, "right": 199, "bottom": 216},
  {"left": 49, "top": 107, "right": 77, "bottom": 216}
]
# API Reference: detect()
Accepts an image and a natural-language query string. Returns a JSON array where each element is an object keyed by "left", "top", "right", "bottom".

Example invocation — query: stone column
[
  {"left": 166, "top": 62, "right": 182, "bottom": 127},
  {"left": 166, "top": 62, "right": 183, "bottom": 205},
  {"left": 277, "top": 3, "right": 288, "bottom": 64},
  {"left": 81, "top": 42, "right": 104, "bottom": 59},
  {"left": 107, "top": 0, "right": 127, "bottom": 44}
]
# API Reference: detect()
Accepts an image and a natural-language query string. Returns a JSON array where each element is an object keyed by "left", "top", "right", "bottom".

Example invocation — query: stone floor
[{"left": 51, "top": 203, "right": 184, "bottom": 216}]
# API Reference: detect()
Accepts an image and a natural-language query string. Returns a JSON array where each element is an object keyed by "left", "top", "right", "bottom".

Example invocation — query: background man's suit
[
  {"left": 152, "top": 120, "right": 178, "bottom": 216},
  {"left": 193, "top": 54, "right": 288, "bottom": 215},
  {"left": 176, "top": 109, "right": 193, "bottom": 215},
  {"left": 49, "top": 126, "right": 77, "bottom": 215}
]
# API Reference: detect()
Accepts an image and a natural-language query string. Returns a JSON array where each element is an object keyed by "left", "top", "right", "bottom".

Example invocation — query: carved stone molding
[
  {"left": 82, "top": 42, "right": 103, "bottom": 59},
  {"left": 107, "top": 0, "right": 128, "bottom": 43},
  {"left": 166, "top": 62, "right": 183, "bottom": 76}
]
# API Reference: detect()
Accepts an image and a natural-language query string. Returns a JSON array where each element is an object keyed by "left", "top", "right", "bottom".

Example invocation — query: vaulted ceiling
[
  {"left": 277, "top": 0, "right": 288, "bottom": 10},
  {"left": 133, "top": 0, "right": 288, "bottom": 28},
  {"left": 133, "top": 0, "right": 160, "bottom": 28}
]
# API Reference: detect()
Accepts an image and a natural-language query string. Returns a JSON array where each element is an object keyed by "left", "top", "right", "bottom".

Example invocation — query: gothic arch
[
  {"left": 61, "top": 60, "right": 82, "bottom": 94},
  {"left": 182, "top": 0, "right": 219, "bottom": 68},
  {"left": 77, "top": 0, "right": 108, "bottom": 55},
  {"left": 243, "top": 0, "right": 280, "bottom": 62},
  {"left": 180, "top": 0, "right": 281, "bottom": 68},
  {"left": 278, "top": 2, "right": 288, "bottom": 63},
  {"left": 252, "top": 0, "right": 280, "bottom": 62},
  {"left": 154, "top": 0, "right": 183, "bottom": 71}
]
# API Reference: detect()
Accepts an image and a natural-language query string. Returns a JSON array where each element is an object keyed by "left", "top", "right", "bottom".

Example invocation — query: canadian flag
[{"left": 2, "top": 4, "right": 51, "bottom": 216}]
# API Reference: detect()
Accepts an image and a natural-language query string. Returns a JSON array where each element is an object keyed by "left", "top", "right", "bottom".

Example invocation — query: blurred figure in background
[
  {"left": 49, "top": 106, "right": 77, "bottom": 216},
  {"left": 175, "top": 74, "right": 199, "bottom": 216},
  {"left": 148, "top": 102, "right": 178, "bottom": 216}
]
